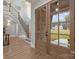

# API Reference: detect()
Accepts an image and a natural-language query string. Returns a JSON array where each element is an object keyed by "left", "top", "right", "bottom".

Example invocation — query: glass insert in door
[
  {"left": 51, "top": 11, "right": 70, "bottom": 48},
  {"left": 50, "top": 0, "right": 70, "bottom": 48},
  {"left": 51, "top": 14, "right": 59, "bottom": 45},
  {"left": 59, "top": 11, "right": 70, "bottom": 47}
]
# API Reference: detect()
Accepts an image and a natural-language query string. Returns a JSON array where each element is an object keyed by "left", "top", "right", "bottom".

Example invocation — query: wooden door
[
  {"left": 35, "top": 5, "right": 49, "bottom": 53},
  {"left": 49, "top": 0, "right": 75, "bottom": 59},
  {"left": 35, "top": 0, "right": 75, "bottom": 57}
]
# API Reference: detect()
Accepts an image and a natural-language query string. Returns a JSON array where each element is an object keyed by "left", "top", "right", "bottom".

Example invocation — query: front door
[{"left": 35, "top": 5, "right": 50, "bottom": 53}]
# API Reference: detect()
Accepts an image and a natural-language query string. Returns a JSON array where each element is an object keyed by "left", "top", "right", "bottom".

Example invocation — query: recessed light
[
  {"left": 55, "top": 8, "right": 59, "bottom": 12},
  {"left": 57, "top": 2, "right": 59, "bottom": 6}
]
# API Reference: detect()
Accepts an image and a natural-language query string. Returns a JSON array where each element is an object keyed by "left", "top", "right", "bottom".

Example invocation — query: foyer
[{"left": 3, "top": 0, "right": 75, "bottom": 59}]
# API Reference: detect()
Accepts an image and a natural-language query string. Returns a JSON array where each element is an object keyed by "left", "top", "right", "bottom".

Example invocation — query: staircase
[
  {"left": 3, "top": 0, "right": 30, "bottom": 41},
  {"left": 18, "top": 13, "right": 29, "bottom": 38}
]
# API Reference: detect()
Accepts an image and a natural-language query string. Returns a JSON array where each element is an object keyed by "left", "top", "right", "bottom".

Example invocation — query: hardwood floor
[{"left": 3, "top": 37, "right": 55, "bottom": 59}]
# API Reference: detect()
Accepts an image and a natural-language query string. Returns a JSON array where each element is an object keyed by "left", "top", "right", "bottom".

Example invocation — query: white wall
[
  {"left": 30, "top": 0, "right": 51, "bottom": 48},
  {"left": 20, "top": 2, "right": 31, "bottom": 25},
  {"left": 6, "top": 24, "right": 16, "bottom": 36},
  {"left": 4, "top": 20, "right": 28, "bottom": 39}
]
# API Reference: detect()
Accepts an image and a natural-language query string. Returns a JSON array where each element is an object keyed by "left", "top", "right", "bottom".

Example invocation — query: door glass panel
[
  {"left": 59, "top": 11, "right": 70, "bottom": 47},
  {"left": 59, "top": 0, "right": 70, "bottom": 48},
  {"left": 50, "top": 0, "right": 70, "bottom": 48},
  {"left": 50, "top": 1, "right": 59, "bottom": 45},
  {"left": 51, "top": 14, "right": 59, "bottom": 45}
]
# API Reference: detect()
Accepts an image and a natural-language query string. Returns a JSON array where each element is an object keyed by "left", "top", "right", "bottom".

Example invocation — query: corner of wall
[{"left": 31, "top": 43, "right": 35, "bottom": 48}]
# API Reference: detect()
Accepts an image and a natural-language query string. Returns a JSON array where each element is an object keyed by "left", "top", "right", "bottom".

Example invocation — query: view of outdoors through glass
[{"left": 51, "top": 11, "right": 70, "bottom": 48}]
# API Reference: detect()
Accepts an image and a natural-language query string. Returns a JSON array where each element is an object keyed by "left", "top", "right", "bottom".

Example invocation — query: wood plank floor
[{"left": 3, "top": 37, "right": 55, "bottom": 59}]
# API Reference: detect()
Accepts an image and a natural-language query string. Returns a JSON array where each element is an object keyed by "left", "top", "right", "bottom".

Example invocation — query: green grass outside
[{"left": 51, "top": 29, "right": 70, "bottom": 41}]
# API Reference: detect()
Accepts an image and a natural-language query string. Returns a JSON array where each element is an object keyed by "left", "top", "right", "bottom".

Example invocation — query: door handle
[{"left": 46, "top": 32, "right": 48, "bottom": 36}]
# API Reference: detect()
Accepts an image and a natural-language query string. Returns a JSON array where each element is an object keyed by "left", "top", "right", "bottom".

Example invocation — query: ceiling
[
  {"left": 50, "top": 0, "right": 69, "bottom": 13},
  {"left": 26, "top": 0, "right": 37, "bottom": 3}
]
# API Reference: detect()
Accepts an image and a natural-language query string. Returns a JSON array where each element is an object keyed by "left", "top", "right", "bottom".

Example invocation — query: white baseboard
[{"left": 31, "top": 43, "right": 35, "bottom": 48}]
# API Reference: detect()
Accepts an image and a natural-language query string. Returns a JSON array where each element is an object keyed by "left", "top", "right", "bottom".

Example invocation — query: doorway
[{"left": 35, "top": 0, "right": 75, "bottom": 55}]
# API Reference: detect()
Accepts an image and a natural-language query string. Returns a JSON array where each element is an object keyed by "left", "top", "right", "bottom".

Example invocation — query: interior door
[{"left": 35, "top": 5, "right": 48, "bottom": 53}]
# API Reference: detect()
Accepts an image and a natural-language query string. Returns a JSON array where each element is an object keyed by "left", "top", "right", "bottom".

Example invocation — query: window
[{"left": 51, "top": 10, "right": 70, "bottom": 48}]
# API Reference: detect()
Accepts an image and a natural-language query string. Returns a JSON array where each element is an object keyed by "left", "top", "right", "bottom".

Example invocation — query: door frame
[{"left": 35, "top": 0, "right": 75, "bottom": 54}]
